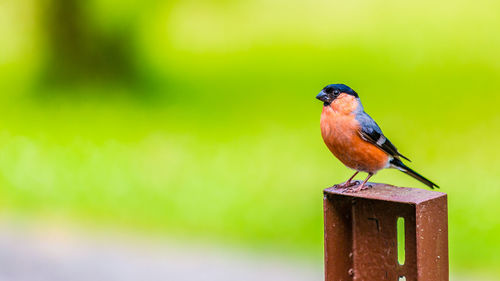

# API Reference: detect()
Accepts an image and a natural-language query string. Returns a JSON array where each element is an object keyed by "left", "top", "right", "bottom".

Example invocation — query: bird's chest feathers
[
  {"left": 320, "top": 94, "right": 360, "bottom": 144},
  {"left": 321, "top": 107, "right": 358, "bottom": 146}
]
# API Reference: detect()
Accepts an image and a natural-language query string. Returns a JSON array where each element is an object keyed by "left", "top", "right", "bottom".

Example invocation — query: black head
[{"left": 316, "top": 84, "right": 358, "bottom": 105}]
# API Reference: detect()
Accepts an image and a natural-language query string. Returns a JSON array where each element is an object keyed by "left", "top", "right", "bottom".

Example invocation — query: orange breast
[{"left": 320, "top": 97, "right": 388, "bottom": 173}]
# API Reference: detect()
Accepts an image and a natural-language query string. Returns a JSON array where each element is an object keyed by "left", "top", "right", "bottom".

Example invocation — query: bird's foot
[
  {"left": 332, "top": 180, "right": 360, "bottom": 189},
  {"left": 342, "top": 183, "right": 373, "bottom": 193}
]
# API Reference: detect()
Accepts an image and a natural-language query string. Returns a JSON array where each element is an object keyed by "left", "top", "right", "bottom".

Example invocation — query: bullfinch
[{"left": 316, "top": 84, "right": 438, "bottom": 192}]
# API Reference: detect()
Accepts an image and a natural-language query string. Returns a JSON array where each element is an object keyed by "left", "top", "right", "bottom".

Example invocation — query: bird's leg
[
  {"left": 333, "top": 171, "right": 360, "bottom": 189},
  {"left": 344, "top": 173, "right": 374, "bottom": 193},
  {"left": 344, "top": 171, "right": 360, "bottom": 187}
]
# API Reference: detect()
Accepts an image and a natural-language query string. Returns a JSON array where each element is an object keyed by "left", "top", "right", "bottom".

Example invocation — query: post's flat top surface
[{"left": 324, "top": 182, "right": 446, "bottom": 204}]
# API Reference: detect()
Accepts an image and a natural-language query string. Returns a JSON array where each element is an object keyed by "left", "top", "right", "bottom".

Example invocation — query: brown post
[{"left": 324, "top": 183, "right": 448, "bottom": 281}]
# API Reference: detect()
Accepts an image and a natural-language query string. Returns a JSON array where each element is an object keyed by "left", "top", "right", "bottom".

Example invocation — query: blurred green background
[{"left": 1, "top": 0, "right": 499, "bottom": 277}]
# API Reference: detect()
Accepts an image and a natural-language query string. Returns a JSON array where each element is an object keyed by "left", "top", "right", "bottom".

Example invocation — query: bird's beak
[{"left": 316, "top": 91, "right": 329, "bottom": 103}]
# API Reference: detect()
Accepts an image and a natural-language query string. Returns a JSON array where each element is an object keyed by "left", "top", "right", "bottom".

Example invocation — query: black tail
[{"left": 389, "top": 158, "right": 439, "bottom": 189}]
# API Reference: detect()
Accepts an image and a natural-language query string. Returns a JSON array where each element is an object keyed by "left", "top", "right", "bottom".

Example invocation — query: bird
[{"left": 316, "top": 83, "right": 438, "bottom": 192}]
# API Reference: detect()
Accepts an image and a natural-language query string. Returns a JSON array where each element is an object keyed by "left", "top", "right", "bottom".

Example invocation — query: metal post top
[{"left": 324, "top": 182, "right": 447, "bottom": 205}]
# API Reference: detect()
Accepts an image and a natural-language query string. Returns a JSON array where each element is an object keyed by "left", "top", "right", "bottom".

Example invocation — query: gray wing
[{"left": 356, "top": 112, "right": 411, "bottom": 161}]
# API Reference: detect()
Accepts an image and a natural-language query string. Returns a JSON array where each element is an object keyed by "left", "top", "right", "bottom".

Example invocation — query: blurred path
[{"left": 0, "top": 223, "right": 322, "bottom": 281}]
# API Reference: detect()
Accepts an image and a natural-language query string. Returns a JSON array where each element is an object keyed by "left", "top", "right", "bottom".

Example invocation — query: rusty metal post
[{"left": 323, "top": 183, "right": 448, "bottom": 281}]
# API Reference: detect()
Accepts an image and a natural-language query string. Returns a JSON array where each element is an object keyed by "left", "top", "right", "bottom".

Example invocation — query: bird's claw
[
  {"left": 332, "top": 180, "right": 360, "bottom": 189},
  {"left": 341, "top": 183, "right": 373, "bottom": 193}
]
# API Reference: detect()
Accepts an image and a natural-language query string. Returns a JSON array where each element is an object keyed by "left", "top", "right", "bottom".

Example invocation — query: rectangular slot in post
[{"left": 397, "top": 217, "right": 406, "bottom": 265}]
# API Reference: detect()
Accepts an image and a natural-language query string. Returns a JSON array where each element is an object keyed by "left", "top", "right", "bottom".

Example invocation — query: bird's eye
[{"left": 334, "top": 90, "right": 340, "bottom": 95}]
